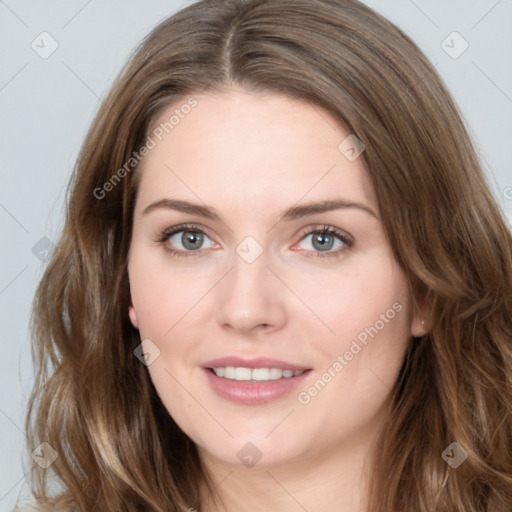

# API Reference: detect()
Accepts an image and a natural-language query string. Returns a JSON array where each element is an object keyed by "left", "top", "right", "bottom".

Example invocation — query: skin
[{"left": 127, "top": 87, "right": 428, "bottom": 511}]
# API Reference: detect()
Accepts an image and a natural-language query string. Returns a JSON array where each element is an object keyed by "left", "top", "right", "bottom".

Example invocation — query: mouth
[{"left": 201, "top": 358, "right": 313, "bottom": 405}]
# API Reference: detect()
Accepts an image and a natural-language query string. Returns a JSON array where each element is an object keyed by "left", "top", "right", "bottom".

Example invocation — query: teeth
[
  {"left": 212, "top": 366, "right": 305, "bottom": 381},
  {"left": 235, "top": 367, "right": 251, "bottom": 380}
]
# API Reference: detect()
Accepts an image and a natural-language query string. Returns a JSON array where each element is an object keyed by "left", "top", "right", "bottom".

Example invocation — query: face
[{"left": 127, "top": 87, "right": 427, "bottom": 470}]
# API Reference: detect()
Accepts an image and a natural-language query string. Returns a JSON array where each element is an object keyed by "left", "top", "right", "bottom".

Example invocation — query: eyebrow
[{"left": 142, "top": 198, "right": 378, "bottom": 221}]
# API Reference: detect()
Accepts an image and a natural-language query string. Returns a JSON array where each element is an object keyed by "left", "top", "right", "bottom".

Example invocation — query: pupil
[{"left": 313, "top": 233, "right": 333, "bottom": 251}]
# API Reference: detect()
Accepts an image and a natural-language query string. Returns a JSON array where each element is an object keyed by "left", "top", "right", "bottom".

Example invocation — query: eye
[
  {"left": 156, "top": 224, "right": 217, "bottom": 257},
  {"left": 155, "top": 223, "right": 354, "bottom": 259},
  {"left": 294, "top": 225, "right": 354, "bottom": 259}
]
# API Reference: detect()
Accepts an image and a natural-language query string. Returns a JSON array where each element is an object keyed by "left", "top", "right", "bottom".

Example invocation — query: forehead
[{"left": 135, "top": 89, "right": 377, "bottom": 217}]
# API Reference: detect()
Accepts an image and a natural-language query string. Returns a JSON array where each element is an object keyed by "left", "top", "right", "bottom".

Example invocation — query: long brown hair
[{"left": 23, "top": 0, "right": 512, "bottom": 510}]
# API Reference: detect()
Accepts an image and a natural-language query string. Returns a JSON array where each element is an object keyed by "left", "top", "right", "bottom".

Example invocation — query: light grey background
[{"left": 1, "top": 0, "right": 511, "bottom": 509}]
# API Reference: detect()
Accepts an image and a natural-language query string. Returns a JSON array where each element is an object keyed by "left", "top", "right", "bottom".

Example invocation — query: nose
[{"left": 215, "top": 249, "right": 287, "bottom": 337}]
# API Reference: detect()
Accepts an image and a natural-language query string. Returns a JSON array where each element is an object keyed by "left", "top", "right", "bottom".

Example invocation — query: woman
[{"left": 23, "top": 0, "right": 512, "bottom": 510}]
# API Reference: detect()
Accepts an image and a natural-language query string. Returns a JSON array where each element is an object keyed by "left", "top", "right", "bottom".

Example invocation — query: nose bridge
[{"left": 215, "top": 240, "right": 287, "bottom": 334}]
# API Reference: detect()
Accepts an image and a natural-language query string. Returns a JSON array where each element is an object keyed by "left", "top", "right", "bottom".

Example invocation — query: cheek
[
  {"left": 292, "top": 248, "right": 411, "bottom": 356},
  {"left": 293, "top": 251, "right": 413, "bottom": 421},
  {"left": 128, "top": 255, "right": 206, "bottom": 424},
  {"left": 128, "top": 252, "right": 210, "bottom": 339},
  {"left": 294, "top": 255, "right": 412, "bottom": 424}
]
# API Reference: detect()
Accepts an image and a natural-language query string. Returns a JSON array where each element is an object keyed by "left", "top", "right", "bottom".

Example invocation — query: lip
[
  {"left": 203, "top": 368, "right": 312, "bottom": 405},
  {"left": 201, "top": 357, "right": 313, "bottom": 405},
  {"left": 202, "top": 356, "right": 311, "bottom": 372}
]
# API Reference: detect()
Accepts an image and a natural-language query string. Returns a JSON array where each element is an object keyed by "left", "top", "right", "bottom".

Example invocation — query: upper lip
[{"left": 202, "top": 356, "right": 311, "bottom": 371}]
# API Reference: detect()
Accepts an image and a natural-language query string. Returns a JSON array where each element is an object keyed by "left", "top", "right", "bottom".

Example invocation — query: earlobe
[
  {"left": 411, "top": 317, "right": 429, "bottom": 338},
  {"left": 411, "top": 301, "right": 430, "bottom": 337},
  {"left": 128, "top": 302, "right": 139, "bottom": 329},
  {"left": 409, "top": 290, "right": 430, "bottom": 338}
]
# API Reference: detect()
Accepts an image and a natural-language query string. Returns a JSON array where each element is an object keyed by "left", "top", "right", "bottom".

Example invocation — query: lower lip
[{"left": 202, "top": 367, "right": 312, "bottom": 405}]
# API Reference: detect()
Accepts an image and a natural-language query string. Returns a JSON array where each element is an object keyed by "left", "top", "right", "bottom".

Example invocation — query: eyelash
[{"left": 154, "top": 223, "right": 354, "bottom": 259}]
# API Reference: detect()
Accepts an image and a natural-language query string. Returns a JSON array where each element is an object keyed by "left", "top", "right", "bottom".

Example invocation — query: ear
[{"left": 128, "top": 299, "right": 139, "bottom": 329}]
